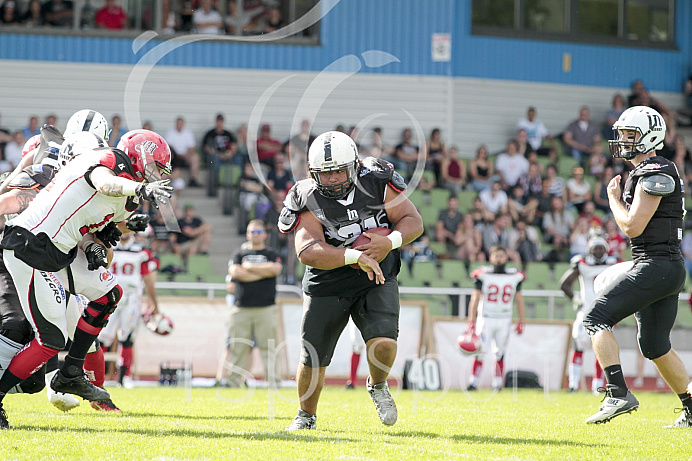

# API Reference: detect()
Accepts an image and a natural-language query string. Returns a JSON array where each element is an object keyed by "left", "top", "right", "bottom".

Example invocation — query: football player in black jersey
[
  {"left": 279, "top": 131, "right": 423, "bottom": 430},
  {"left": 583, "top": 106, "right": 692, "bottom": 427}
]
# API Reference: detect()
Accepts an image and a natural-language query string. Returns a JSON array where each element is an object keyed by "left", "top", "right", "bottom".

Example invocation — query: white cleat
[
  {"left": 586, "top": 385, "right": 639, "bottom": 424},
  {"left": 121, "top": 376, "right": 134, "bottom": 389},
  {"left": 46, "top": 370, "right": 80, "bottom": 412},
  {"left": 665, "top": 408, "right": 692, "bottom": 428},
  {"left": 367, "top": 378, "right": 397, "bottom": 426}
]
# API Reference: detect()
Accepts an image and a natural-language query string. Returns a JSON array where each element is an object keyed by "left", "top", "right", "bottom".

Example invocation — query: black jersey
[
  {"left": 622, "top": 156, "right": 684, "bottom": 261},
  {"left": 279, "top": 157, "right": 405, "bottom": 297}
]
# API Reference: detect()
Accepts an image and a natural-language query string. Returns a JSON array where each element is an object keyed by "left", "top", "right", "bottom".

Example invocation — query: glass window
[
  {"left": 472, "top": 0, "right": 516, "bottom": 28},
  {"left": 577, "top": 0, "right": 619, "bottom": 37},
  {"left": 525, "top": 0, "right": 567, "bottom": 33},
  {"left": 627, "top": 0, "right": 671, "bottom": 42}
]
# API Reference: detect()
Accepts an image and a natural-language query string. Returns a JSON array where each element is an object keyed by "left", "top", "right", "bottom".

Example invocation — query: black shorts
[
  {"left": 300, "top": 279, "right": 400, "bottom": 367},
  {"left": 584, "top": 259, "right": 685, "bottom": 359}
]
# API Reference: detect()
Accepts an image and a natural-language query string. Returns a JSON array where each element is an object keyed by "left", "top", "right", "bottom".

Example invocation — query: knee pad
[
  {"left": 19, "top": 368, "right": 46, "bottom": 394},
  {"left": 83, "top": 285, "right": 123, "bottom": 328}
]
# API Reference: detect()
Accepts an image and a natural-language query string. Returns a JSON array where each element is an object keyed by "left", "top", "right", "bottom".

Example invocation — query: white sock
[{"left": 569, "top": 363, "right": 581, "bottom": 390}]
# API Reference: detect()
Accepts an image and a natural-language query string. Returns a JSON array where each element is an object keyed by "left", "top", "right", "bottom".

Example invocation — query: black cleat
[
  {"left": 0, "top": 404, "right": 9, "bottom": 429},
  {"left": 466, "top": 384, "right": 477, "bottom": 392},
  {"left": 51, "top": 371, "right": 110, "bottom": 401}
]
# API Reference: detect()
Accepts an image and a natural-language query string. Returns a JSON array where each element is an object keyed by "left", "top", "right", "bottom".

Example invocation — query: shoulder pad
[
  {"left": 605, "top": 256, "right": 618, "bottom": 265},
  {"left": 94, "top": 148, "right": 135, "bottom": 180},
  {"left": 33, "top": 125, "right": 64, "bottom": 166},
  {"left": 639, "top": 173, "right": 675, "bottom": 196},
  {"left": 470, "top": 267, "right": 486, "bottom": 279},
  {"left": 278, "top": 182, "right": 311, "bottom": 233},
  {"left": 8, "top": 164, "right": 55, "bottom": 190},
  {"left": 569, "top": 254, "right": 583, "bottom": 268},
  {"left": 360, "top": 157, "right": 408, "bottom": 192}
]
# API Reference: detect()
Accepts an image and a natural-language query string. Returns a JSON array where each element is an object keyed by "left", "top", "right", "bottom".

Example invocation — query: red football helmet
[
  {"left": 116, "top": 129, "right": 172, "bottom": 182},
  {"left": 457, "top": 332, "right": 481, "bottom": 356},
  {"left": 145, "top": 313, "right": 174, "bottom": 336}
]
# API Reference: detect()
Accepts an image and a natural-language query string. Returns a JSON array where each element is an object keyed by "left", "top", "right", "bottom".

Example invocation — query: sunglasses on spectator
[{"left": 249, "top": 229, "right": 264, "bottom": 234}]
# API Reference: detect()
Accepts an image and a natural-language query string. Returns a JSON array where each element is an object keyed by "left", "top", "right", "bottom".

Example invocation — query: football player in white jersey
[
  {"left": 464, "top": 245, "right": 526, "bottom": 391},
  {"left": 0, "top": 129, "right": 173, "bottom": 429},
  {"left": 98, "top": 232, "right": 160, "bottom": 389},
  {"left": 559, "top": 234, "right": 618, "bottom": 393}
]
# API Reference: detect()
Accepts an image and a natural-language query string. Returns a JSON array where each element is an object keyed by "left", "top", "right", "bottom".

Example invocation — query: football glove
[
  {"left": 515, "top": 321, "right": 525, "bottom": 335},
  {"left": 126, "top": 213, "right": 150, "bottom": 233},
  {"left": 136, "top": 180, "right": 173, "bottom": 210},
  {"left": 572, "top": 294, "right": 583, "bottom": 311},
  {"left": 84, "top": 241, "right": 109, "bottom": 271},
  {"left": 94, "top": 222, "right": 122, "bottom": 248}
]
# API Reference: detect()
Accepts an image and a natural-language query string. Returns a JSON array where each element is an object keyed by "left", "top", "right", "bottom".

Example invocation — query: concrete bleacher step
[{"left": 174, "top": 177, "right": 245, "bottom": 277}]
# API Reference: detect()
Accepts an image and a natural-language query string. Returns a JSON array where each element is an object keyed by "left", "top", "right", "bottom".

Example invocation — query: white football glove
[{"left": 572, "top": 294, "right": 583, "bottom": 311}]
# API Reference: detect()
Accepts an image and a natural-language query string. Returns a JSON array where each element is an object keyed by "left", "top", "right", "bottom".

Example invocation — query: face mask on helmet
[
  {"left": 308, "top": 131, "right": 359, "bottom": 199},
  {"left": 58, "top": 131, "right": 107, "bottom": 169},
  {"left": 117, "top": 129, "right": 172, "bottom": 182},
  {"left": 588, "top": 237, "right": 609, "bottom": 263},
  {"left": 608, "top": 106, "right": 666, "bottom": 160},
  {"left": 64, "top": 109, "right": 111, "bottom": 143}
]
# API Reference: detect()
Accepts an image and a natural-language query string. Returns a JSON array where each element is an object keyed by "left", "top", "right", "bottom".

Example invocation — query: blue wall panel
[
  {"left": 0, "top": 0, "right": 689, "bottom": 90},
  {"left": 452, "top": 0, "right": 691, "bottom": 92}
]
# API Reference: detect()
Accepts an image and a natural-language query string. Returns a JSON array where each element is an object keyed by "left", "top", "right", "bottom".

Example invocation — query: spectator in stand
[
  {"left": 234, "top": 123, "right": 250, "bottom": 166},
  {"left": 193, "top": 0, "right": 223, "bottom": 34},
  {"left": 22, "top": 0, "right": 44, "bottom": 27},
  {"left": 544, "top": 163, "right": 566, "bottom": 199},
  {"left": 681, "top": 232, "right": 692, "bottom": 282},
  {"left": 627, "top": 80, "right": 679, "bottom": 122},
  {"left": 593, "top": 165, "right": 615, "bottom": 215},
  {"left": 237, "top": 160, "right": 270, "bottom": 234},
  {"left": 526, "top": 178, "right": 554, "bottom": 229},
  {"left": 481, "top": 213, "right": 521, "bottom": 264},
  {"left": 440, "top": 145, "right": 466, "bottom": 195},
  {"left": 165, "top": 116, "right": 201, "bottom": 187},
  {"left": 1, "top": 1, "right": 19, "bottom": 24},
  {"left": 22, "top": 115, "right": 39, "bottom": 139},
  {"left": 509, "top": 218, "right": 541, "bottom": 272},
  {"left": 603, "top": 93, "right": 625, "bottom": 141},
  {"left": 515, "top": 128, "right": 534, "bottom": 158},
  {"left": 263, "top": 189, "right": 297, "bottom": 284},
  {"left": 218, "top": 219, "right": 282, "bottom": 388},
  {"left": 172, "top": 203, "right": 214, "bottom": 269},
  {"left": 367, "top": 127, "right": 392, "bottom": 159},
  {"left": 225, "top": 0, "right": 257, "bottom": 35},
  {"left": 566, "top": 166, "right": 592, "bottom": 214},
  {"left": 495, "top": 139, "right": 529, "bottom": 190},
  {"left": 518, "top": 161, "right": 543, "bottom": 200},
  {"left": 467, "top": 196, "right": 495, "bottom": 226},
  {"left": 160, "top": 0, "right": 178, "bottom": 34},
  {"left": 516, "top": 106, "right": 556, "bottom": 163},
  {"left": 262, "top": 6, "right": 284, "bottom": 33},
  {"left": 107, "top": 114, "right": 125, "bottom": 147},
  {"left": 41, "top": 0, "right": 74, "bottom": 27},
  {"left": 3, "top": 130, "right": 25, "bottom": 170},
  {"left": 670, "top": 135, "right": 692, "bottom": 190},
  {"left": 588, "top": 141, "right": 607, "bottom": 180},
  {"left": 468, "top": 144, "right": 498, "bottom": 192},
  {"left": 394, "top": 128, "right": 420, "bottom": 180},
  {"left": 256, "top": 123, "right": 281, "bottom": 168},
  {"left": 569, "top": 217, "right": 590, "bottom": 259},
  {"left": 0, "top": 113, "right": 10, "bottom": 149},
  {"left": 542, "top": 196, "right": 575, "bottom": 261},
  {"left": 44, "top": 113, "right": 57, "bottom": 127},
  {"left": 149, "top": 213, "right": 173, "bottom": 255},
  {"left": 427, "top": 128, "right": 447, "bottom": 187},
  {"left": 604, "top": 219, "right": 627, "bottom": 259},
  {"left": 479, "top": 180, "right": 509, "bottom": 215},
  {"left": 563, "top": 106, "right": 601, "bottom": 167},
  {"left": 455, "top": 214, "right": 485, "bottom": 268},
  {"left": 579, "top": 200, "right": 603, "bottom": 229},
  {"left": 626, "top": 79, "right": 645, "bottom": 107},
  {"left": 202, "top": 113, "right": 237, "bottom": 195},
  {"left": 436, "top": 195, "right": 464, "bottom": 258},
  {"left": 95, "top": 0, "right": 127, "bottom": 29},
  {"left": 287, "top": 119, "right": 314, "bottom": 181},
  {"left": 508, "top": 184, "right": 535, "bottom": 225},
  {"left": 266, "top": 152, "right": 293, "bottom": 195},
  {"left": 400, "top": 230, "right": 438, "bottom": 277}
]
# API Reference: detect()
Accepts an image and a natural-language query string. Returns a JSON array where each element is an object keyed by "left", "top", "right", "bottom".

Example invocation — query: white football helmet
[
  {"left": 308, "top": 131, "right": 360, "bottom": 199},
  {"left": 587, "top": 236, "right": 609, "bottom": 263},
  {"left": 58, "top": 131, "right": 107, "bottom": 168},
  {"left": 64, "top": 109, "right": 111, "bottom": 143},
  {"left": 457, "top": 332, "right": 481, "bottom": 356},
  {"left": 608, "top": 105, "right": 666, "bottom": 159}
]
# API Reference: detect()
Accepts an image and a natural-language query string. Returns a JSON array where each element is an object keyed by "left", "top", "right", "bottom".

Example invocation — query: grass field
[{"left": 0, "top": 385, "right": 688, "bottom": 460}]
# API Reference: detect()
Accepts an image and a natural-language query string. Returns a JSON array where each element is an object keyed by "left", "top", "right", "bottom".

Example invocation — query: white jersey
[
  {"left": 110, "top": 243, "right": 159, "bottom": 294},
  {"left": 472, "top": 267, "right": 525, "bottom": 319},
  {"left": 6, "top": 149, "right": 139, "bottom": 261},
  {"left": 570, "top": 254, "right": 619, "bottom": 310}
]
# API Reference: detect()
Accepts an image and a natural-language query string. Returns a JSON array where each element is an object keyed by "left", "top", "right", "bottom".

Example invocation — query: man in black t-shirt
[
  {"left": 202, "top": 114, "right": 237, "bottom": 196},
  {"left": 172, "top": 204, "right": 213, "bottom": 269},
  {"left": 279, "top": 131, "right": 423, "bottom": 430},
  {"left": 584, "top": 106, "right": 692, "bottom": 427},
  {"left": 218, "top": 219, "right": 282, "bottom": 388}
]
